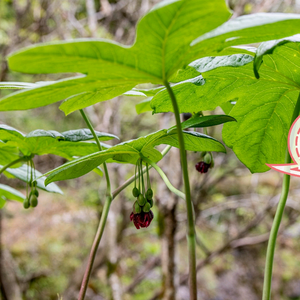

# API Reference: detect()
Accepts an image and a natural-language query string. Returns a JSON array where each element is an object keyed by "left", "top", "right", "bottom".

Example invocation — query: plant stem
[
  {"left": 112, "top": 145, "right": 171, "bottom": 199},
  {"left": 262, "top": 93, "right": 300, "bottom": 300},
  {"left": 141, "top": 156, "right": 185, "bottom": 200},
  {"left": 79, "top": 109, "right": 111, "bottom": 196},
  {"left": 164, "top": 80, "right": 197, "bottom": 300},
  {"left": 0, "top": 156, "right": 28, "bottom": 175},
  {"left": 78, "top": 109, "right": 112, "bottom": 300}
]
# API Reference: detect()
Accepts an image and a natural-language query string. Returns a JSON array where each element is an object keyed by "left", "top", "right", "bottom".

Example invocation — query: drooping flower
[
  {"left": 195, "top": 161, "right": 210, "bottom": 173},
  {"left": 130, "top": 210, "right": 154, "bottom": 229}
]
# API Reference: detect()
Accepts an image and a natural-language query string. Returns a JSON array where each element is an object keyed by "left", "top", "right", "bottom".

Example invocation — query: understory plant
[{"left": 1, "top": 0, "right": 300, "bottom": 299}]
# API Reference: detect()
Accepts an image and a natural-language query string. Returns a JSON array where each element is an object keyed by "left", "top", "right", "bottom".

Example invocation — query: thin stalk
[
  {"left": 79, "top": 109, "right": 111, "bottom": 196},
  {"left": 262, "top": 93, "right": 300, "bottom": 300},
  {"left": 140, "top": 159, "right": 145, "bottom": 195},
  {"left": 164, "top": 80, "right": 197, "bottom": 300},
  {"left": 0, "top": 156, "right": 27, "bottom": 175},
  {"left": 141, "top": 156, "right": 185, "bottom": 200},
  {"left": 112, "top": 145, "right": 171, "bottom": 199},
  {"left": 146, "top": 163, "right": 151, "bottom": 189},
  {"left": 78, "top": 109, "right": 112, "bottom": 300}
]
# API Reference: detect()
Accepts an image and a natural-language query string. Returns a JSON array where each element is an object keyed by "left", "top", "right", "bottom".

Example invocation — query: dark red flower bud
[
  {"left": 130, "top": 210, "right": 154, "bottom": 229},
  {"left": 195, "top": 161, "right": 210, "bottom": 173}
]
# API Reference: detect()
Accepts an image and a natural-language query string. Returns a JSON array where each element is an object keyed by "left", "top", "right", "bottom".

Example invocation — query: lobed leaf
[
  {"left": 0, "top": 125, "right": 115, "bottom": 159},
  {"left": 0, "top": 0, "right": 231, "bottom": 113},
  {"left": 44, "top": 129, "right": 226, "bottom": 184}
]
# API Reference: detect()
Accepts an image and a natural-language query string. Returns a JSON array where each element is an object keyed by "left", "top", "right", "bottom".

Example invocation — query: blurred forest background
[{"left": 1, "top": 0, "right": 300, "bottom": 300}]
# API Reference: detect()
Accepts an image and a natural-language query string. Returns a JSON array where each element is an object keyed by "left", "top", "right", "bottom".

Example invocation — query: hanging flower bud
[
  {"left": 143, "top": 202, "right": 151, "bottom": 213},
  {"left": 23, "top": 198, "right": 30, "bottom": 209},
  {"left": 147, "top": 198, "right": 153, "bottom": 208},
  {"left": 130, "top": 210, "right": 154, "bottom": 229},
  {"left": 30, "top": 195, "right": 38, "bottom": 207},
  {"left": 146, "top": 188, "right": 153, "bottom": 200},
  {"left": 195, "top": 153, "right": 213, "bottom": 173},
  {"left": 133, "top": 201, "right": 142, "bottom": 214},
  {"left": 137, "top": 194, "right": 146, "bottom": 206},
  {"left": 132, "top": 187, "right": 140, "bottom": 197}
]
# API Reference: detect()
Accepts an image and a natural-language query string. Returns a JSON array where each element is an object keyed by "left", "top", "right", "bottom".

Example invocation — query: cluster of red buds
[{"left": 130, "top": 159, "right": 154, "bottom": 229}]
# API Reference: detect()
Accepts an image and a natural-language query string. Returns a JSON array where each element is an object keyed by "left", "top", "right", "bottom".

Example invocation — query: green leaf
[
  {"left": 187, "top": 13, "right": 300, "bottom": 68},
  {"left": 0, "top": 0, "right": 231, "bottom": 114},
  {"left": 167, "top": 114, "right": 236, "bottom": 133},
  {"left": 127, "top": 86, "right": 165, "bottom": 97},
  {"left": 0, "top": 198, "right": 5, "bottom": 209},
  {"left": 136, "top": 98, "right": 153, "bottom": 114},
  {"left": 3, "top": 3, "right": 300, "bottom": 114},
  {"left": 253, "top": 35, "right": 300, "bottom": 78},
  {"left": 0, "top": 142, "right": 21, "bottom": 166},
  {"left": 0, "top": 184, "right": 26, "bottom": 203},
  {"left": 2, "top": 164, "right": 63, "bottom": 194},
  {"left": 0, "top": 125, "right": 113, "bottom": 159},
  {"left": 151, "top": 54, "right": 254, "bottom": 113},
  {"left": 44, "top": 129, "right": 226, "bottom": 184},
  {"left": 61, "top": 129, "right": 118, "bottom": 142},
  {"left": 219, "top": 41, "right": 300, "bottom": 172}
]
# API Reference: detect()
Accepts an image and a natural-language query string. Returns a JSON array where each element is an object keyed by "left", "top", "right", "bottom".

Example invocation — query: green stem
[
  {"left": 78, "top": 109, "right": 112, "bottom": 300},
  {"left": 164, "top": 80, "right": 197, "bottom": 300},
  {"left": 79, "top": 109, "right": 111, "bottom": 195},
  {"left": 140, "top": 159, "right": 145, "bottom": 195},
  {"left": 262, "top": 93, "right": 300, "bottom": 300},
  {"left": 112, "top": 145, "right": 171, "bottom": 199},
  {"left": 142, "top": 156, "right": 185, "bottom": 200},
  {"left": 0, "top": 156, "right": 28, "bottom": 175}
]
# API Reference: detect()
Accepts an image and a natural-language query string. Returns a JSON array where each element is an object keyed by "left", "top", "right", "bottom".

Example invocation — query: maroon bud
[
  {"left": 130, "top": 210, "right": 154, "bottom": 229},
  {"left": 195, "top": 161, "right": 210, "bottom": 173}
]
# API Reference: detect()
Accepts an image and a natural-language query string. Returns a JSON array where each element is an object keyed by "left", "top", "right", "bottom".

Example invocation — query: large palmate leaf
[
  {"left": 155, "top": 38, "right": 300, "bottom": 173},
  {"left": 0, "top": 0, "right": 230, "bottom": 114},
  {"left": 0, "top": 125, "right": 116, "bottom": 159},
  {"left": 44, "top": 129, "right": 226, "bottom": 184},
  {"left": 222, "top": 39, "right": 300, "bottom": 173},
  {"left": 2, "top": 1, "right": 300, "bottom": 114},
  {"left": 2, "top": 164, "right": 62, "bottom": 194}
]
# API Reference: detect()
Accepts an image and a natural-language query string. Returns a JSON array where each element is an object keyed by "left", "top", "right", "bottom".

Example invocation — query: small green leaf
[{"left": 167, "top": 114, "right": 236, "bottom": 133}]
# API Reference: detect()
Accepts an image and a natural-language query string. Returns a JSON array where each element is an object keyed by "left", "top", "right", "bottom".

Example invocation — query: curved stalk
[
  {"left": 164, "top": 80, "right": 197, "bottom": 300},
  {"left": 141, "top": 156, "right": 185, "bottom": 200},
  {"left": 78, "top": 109, "right": 112, "bottom": 300},
  {"left": 262, "top": 93, "right": 300, "bottom": 300}
]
